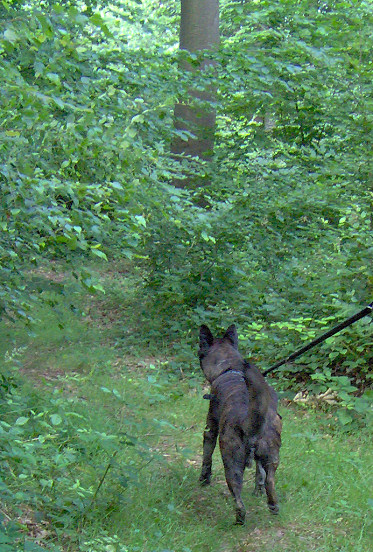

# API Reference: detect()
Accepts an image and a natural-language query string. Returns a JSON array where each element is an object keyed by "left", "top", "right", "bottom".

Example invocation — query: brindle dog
[{"left": 198, "top": 324, "right": 282, "bottom": 524}]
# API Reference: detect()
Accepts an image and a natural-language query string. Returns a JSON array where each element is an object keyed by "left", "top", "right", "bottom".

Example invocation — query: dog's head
[{"left": 198, "top": 324, "right": 243, "bottom": 383}]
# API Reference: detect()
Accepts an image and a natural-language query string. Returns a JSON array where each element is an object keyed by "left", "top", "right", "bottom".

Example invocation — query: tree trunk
[{"left": 172, "top": 0, "right": 219, "bottom": 189}]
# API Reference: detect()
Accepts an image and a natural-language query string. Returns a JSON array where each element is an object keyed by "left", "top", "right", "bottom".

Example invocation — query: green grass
[{"left": 1, "top": 263, "right": 372, "bottom": 552}]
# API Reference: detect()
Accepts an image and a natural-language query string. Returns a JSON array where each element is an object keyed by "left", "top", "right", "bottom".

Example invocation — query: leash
[{"left": 262, "top": 301, "right": 373, "bottom": 377}]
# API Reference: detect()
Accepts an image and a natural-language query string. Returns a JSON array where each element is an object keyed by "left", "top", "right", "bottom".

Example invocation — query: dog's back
[
  {"left": 211, "top": 371, "right": 252, "bottom": 449},
  {"left": 212, "top": 365, "right": 270, "bottom": 445}
]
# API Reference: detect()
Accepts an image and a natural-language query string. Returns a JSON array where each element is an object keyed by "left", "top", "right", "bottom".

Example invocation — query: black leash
[{"left": 262, "top": 302, "right": 373, "bottom": 377}]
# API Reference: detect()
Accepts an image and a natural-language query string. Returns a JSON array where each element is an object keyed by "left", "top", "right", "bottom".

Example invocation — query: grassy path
[
  {"left": 1, "top": 264, "right": 372, "bottom": 552},
  {"left": 105, "top": 362, "right": 372, "bottom": 552}
]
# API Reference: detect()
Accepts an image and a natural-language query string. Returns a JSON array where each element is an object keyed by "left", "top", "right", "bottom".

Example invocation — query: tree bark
[{"left": 172, "top": 0, "right": 219, "bottom": 188}]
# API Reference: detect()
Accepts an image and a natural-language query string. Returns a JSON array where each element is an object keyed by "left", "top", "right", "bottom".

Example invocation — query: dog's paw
[
  {"left": 199, "top": 475, "right": 211, "bottom": 486},
  {"left": 268, "top": 503, "right": 279, "bottom": 515},
  {"left": 235, "top": 508, "right": 246, "bottom": 525}
]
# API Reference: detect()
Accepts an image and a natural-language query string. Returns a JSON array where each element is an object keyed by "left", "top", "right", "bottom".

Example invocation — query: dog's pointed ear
[
  {"left": 223, "top": 324, "right": 238, "bottom": 349},
  {"left": 199, "top": 325, "right": 214, "bottom": 353}
]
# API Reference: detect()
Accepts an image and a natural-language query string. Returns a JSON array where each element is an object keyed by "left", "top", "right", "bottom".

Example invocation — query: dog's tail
[{"left": 245, "top": 446, "right": 255, "bottom": 468}]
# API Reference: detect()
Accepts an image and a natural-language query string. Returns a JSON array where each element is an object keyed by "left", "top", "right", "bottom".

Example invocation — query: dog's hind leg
[
  {"left": 199, "top": 402, "right": 218, "bottom": 486},
  {"left": 245, "top": 445, "right": 255, "bottom": 469},
  {"left": 254, "top": 460, "right": 266, "bottom": 496},
  {"left": 221, "top": 440, "right": 246, "bottom": 524},
  {"left": 263, "top": 462, "right": 279, "bottom": 514}
]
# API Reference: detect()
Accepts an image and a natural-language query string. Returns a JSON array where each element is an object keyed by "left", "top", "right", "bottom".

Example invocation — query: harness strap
[{"left": 213, "top": 368, "right": 244, "bottom": 381}]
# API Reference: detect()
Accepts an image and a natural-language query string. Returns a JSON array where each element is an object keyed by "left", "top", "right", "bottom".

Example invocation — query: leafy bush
[
  {"left": 238, "top": 310, "right": 373, "bottom": 426},
  {"left": 0, "top": 348, "right": 150, "bottom": 550},
  {"left": 0, "top": 0, "right": 182, "bottom": 318}
]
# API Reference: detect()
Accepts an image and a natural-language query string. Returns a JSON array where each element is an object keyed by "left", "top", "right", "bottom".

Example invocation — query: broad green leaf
[
  {"left": 50, "top": 414, "right": 62, "bottom": 426},
  {"left": 15, "top": 417, "right": 28, "bottom": 426}
]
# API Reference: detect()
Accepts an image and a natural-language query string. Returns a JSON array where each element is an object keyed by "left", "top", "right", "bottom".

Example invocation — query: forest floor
[{"left": 1, "top": 261, "right": 372, "bottom": 552}]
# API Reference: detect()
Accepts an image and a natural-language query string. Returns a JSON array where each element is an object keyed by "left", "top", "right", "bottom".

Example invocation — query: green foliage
[
  {"left": 139, "top": 0, "right": 372, "bottom": 333},
  {"left": 0, "top": 0, "right": 182, "bottom": 317},
  {"left": 1, "top": 0, "right": 373, "bottom": 546},
  {"left": 238, "top": 310, "right": 373, "bottom": 426},
  {"left": 213, "top": 0, "right": 372, "bottom": 316},
  {"left": 1, "top": 0, "right": 371, "bottom": 417},
  {"left": 0, "top": 346, "right": 152, "bottom": 550}
]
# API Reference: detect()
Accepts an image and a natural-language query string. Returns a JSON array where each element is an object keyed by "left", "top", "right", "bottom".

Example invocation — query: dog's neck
[
  {"left": 212, "top": 362, "right": 244, "bottom": 383},
  {"left": 216, "top": 359, "right": 230, "bottom": 368}
]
